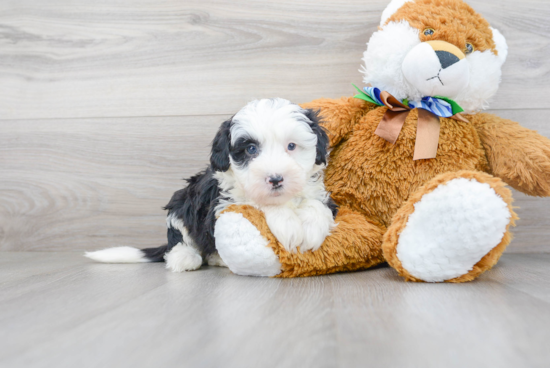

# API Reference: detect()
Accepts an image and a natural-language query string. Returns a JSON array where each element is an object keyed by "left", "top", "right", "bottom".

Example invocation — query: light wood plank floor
[{"left": 1, "top": 252, "right": 550, "bottom": 368}]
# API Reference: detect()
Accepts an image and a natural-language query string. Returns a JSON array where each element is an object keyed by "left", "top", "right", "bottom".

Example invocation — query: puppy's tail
[{"left": 84, "top": 245, "right": 168, "bottom": 263}]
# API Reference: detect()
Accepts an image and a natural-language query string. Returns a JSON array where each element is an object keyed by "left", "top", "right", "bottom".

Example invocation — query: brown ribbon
[
  {"left": 414, "top": 109, "right": 441, "bottom": 160},
  {"left": 373, "top": 91, "right": 469, "bottom": 160}
]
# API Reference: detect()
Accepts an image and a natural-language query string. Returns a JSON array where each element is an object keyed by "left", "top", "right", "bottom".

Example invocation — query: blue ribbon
[{"left": 360, "top": 86, "right": 463, "bottom": 118}]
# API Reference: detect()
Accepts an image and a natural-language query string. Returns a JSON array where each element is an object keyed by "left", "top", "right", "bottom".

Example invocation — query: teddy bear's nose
[
  {"left": 435, "top": 50, "right": 460, "bottom": 69},
  {"left": 426, "top": 40, "right": 465, "bottom": 69}
]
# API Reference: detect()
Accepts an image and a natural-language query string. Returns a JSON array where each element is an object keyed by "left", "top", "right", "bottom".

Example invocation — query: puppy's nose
[
  {"left": 435, "top": 50, "right": 460, "bottom": 69},
  {"left": 267, "top": 175, "right": 284, "bottom": 187}
]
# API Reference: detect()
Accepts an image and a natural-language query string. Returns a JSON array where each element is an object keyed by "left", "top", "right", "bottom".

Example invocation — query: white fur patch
[
  {"left": 453, "top": 48, "right": 504, "bottom": 113},
  {"left": 396, "top": 178, "right": 511, "bottom": 282},
  {"left": 215, "top": 212, "right": 281, "bottom": 277},
  {"left": 84, "top": 246, "right": 149, "bottom": 263},
  {"left": 296, "top": 199, "right": 335, "bottom": 252},
  {"left": 164, "top": 243, "right": 203, "bottom": 272},
  {"left": 263, "top": 205, "right": 304, "bottom": 253},
  {"left": 215, "top": 165, "right": 334, "bottom": 254},
  {"left": 490, "top": 27, "right": 508, "bottom": 65},
  {"left": 362, "top": 21, "right": 422, "bottom": 102}
]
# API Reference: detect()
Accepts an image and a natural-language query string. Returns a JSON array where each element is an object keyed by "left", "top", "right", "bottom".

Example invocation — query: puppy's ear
[
  {"left": 210, "top": 118, "right": 232, "bottom": 172},
  {"left": 304, "top": 109, "right": 329, "bottom": 166}
]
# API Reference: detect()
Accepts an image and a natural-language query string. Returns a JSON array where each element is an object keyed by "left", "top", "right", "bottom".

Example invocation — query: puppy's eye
[
  {"left": 287, "top": 143, "right": 296, "bottom": 151},
  {"left": 246, "top": 145, "right": 258, "bottom": 156},
  {"left": 424, "top": 28, "right": 435, "bottom": 36},
  {"left": 465, "top": 42, "right": 474, "bottom": 54}
]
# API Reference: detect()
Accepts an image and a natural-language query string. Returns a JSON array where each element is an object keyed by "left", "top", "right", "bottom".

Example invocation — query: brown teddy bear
[{"left": 214, "top": 0, "right": 550, "bottom": 282}]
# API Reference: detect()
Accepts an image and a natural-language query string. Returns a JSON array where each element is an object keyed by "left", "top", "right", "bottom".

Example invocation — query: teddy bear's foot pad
[
  {"left": 396, "top": 177, "right": 511, "bottom": 282},
  {"left": 215, "top": 212, "right": 281, "bottom": 277}
]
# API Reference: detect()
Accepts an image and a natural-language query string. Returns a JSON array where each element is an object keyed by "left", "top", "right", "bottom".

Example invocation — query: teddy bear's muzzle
[{"left": 402, "top": 40, "right": 470, "bottom": 99}]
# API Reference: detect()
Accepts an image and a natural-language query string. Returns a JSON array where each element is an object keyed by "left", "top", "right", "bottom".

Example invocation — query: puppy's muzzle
[{"left": 267, "top": 174, "right": 284, "bottom": 189}]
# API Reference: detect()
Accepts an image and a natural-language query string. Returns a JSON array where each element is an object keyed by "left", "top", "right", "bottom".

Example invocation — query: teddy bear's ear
[
  {"left": 380, "top": 0, "right": 414, "bottom": 26},
  {"left": 491, "top": 27, "right": 508, "bottom": 66}
]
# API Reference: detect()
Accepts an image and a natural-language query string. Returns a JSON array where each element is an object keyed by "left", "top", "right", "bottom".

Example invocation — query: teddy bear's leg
[
  {"left": 215, "top": 205, "right": 386, "bottom": 277},
  {"left": 383, "top": 171, "right": 518, "bottom": 283},
  {"left": 214, "top": 207, "right": 282, "bottom": 277}
]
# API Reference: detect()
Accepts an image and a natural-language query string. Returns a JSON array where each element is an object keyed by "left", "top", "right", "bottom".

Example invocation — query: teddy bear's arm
[
  {"left": 472, "top": 113, "right": 550, "bottom": 197},
  {"left": 301, "top": 96, "right": 375, "bottom": 147}
]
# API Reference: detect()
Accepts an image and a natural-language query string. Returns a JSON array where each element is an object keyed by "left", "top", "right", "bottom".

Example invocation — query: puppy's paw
[
  {"left": 297, "top": 199, "right": 335, "bottom": 252},
  {"left": 300, "top": 220, "right": 332, "bottom": 252},
  {"left": 264, "top": 206, "right": 303, "bottom": 253},
  {"left": 164, "top": 243, "right": 203, "bottom": 272},
  {"left": 279, "top": 218, "right": 304, "bottom": 253}
]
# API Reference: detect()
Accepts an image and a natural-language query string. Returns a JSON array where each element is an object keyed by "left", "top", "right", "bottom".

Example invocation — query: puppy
[{"left": 85, "top": 98, "right": 337, "bottom": 272}]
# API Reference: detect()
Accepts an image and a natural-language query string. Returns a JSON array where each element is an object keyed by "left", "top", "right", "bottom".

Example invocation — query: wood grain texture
[
  {"left": 1, "top": 252, "right": 550, "bottom": 368},
  {"left": 0, "top": 115, "right": 227, "bottom": 251},
  {"left": 0, "top": 0, "right": 549, "bottom": 120},
  {"left": 1, "top": 109, "right": 549, "bottom": 252}
]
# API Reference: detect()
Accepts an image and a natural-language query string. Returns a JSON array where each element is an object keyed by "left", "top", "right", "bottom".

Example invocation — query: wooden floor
[{"left": 1, "top": 252, "right": 550, "bottom": 368}]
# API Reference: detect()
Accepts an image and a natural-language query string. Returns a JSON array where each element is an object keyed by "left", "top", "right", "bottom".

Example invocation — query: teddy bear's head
[{"left": 361, "top": 0, "right": 507, "bottom": 113}]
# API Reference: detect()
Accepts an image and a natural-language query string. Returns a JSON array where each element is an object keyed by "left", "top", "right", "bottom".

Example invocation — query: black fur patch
[
  {"left": 303, "top": 109, "right": 329, "bottom": 165},
  {"left": 210, "top": 118, "right": 232, "bottom": 172},
  {"left": 163, "top": 167, "right": 222, "bottom": 257},
  {"left": 230, "top": 136, "right": 260, "bottom": 167},
  {"left": 326, "top": 196, "right": 339, "bottom": 218},
  {"left": 142, "top": 244, "right": 168, "bottom": 262},
  {"left": 167, "top": 226, "right": 183, "bottom": 247}
]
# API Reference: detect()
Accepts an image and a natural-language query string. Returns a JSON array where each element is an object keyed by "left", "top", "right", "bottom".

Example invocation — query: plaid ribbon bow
[{"left": 353, "top": 85, "right": 469, "bottom": 160}]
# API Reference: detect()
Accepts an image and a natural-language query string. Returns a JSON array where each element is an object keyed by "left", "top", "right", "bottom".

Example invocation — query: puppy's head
[{"left": 211, "top": 98, "right": 328, "bottom": 206}]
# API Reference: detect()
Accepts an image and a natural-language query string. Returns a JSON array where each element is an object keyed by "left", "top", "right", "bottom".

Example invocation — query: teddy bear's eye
[
  {"left": 423, "top": 28, "right": 435, "bottom": 36},
  {"left": 465, "top": 42, "right": 474, "bottom": 54}
]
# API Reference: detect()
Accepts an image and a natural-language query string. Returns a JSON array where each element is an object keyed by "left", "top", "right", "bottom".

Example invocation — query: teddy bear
[{"left": 213, "top": 0, "right": 550, "bottom": 282}]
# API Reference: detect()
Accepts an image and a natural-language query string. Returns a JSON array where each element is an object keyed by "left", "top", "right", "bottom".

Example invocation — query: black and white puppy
[{"left": 85, "top": 98, "right": 337, "bottom": 272}]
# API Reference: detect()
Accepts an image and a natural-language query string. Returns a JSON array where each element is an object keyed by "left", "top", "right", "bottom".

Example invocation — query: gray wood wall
[{"left": 1, "top": 0, "right": 549, "bottom": 252}]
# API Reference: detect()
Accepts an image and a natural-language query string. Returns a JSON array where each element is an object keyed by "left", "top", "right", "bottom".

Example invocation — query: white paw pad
[
  {"left": 396, "top": 178, "right": 511, "bottom": 282},
  {"left": 214, "top": 212, "right": 281, "bottom": 277}
]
